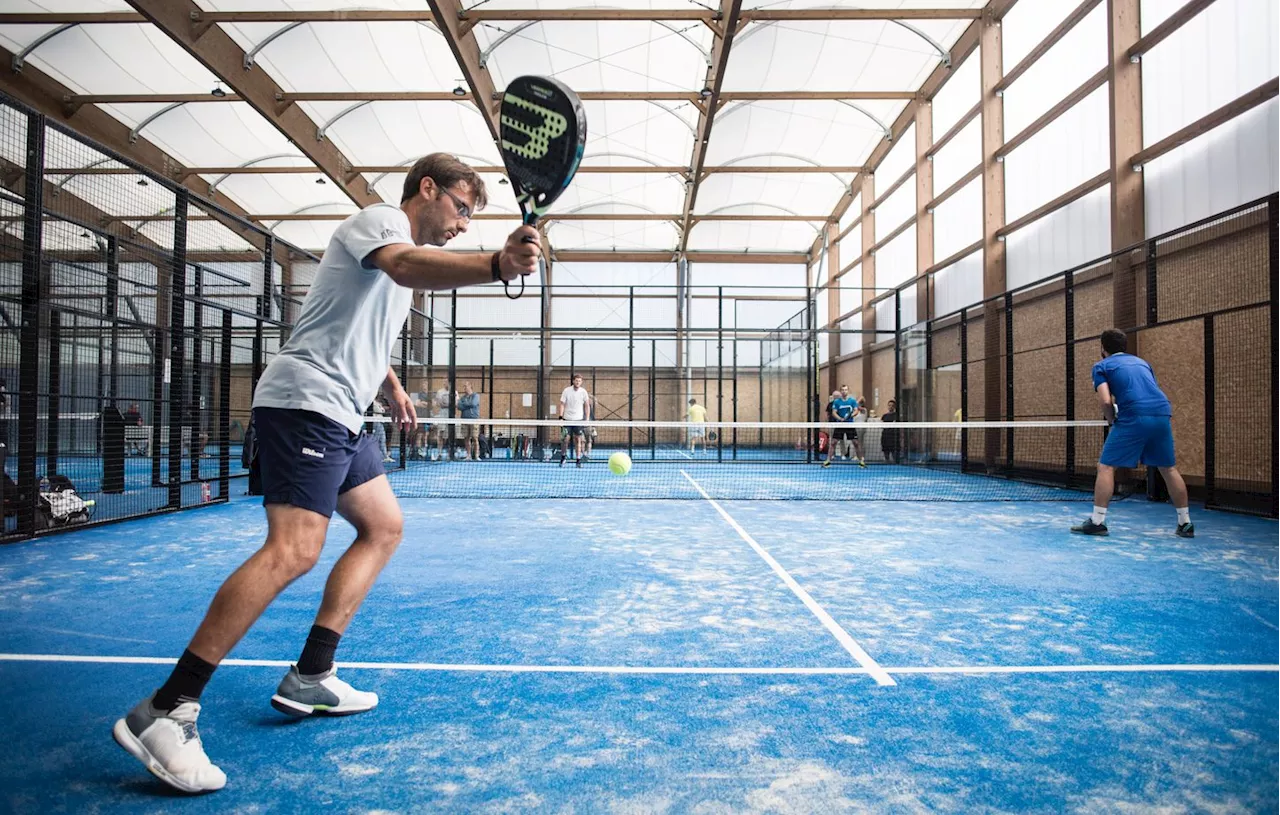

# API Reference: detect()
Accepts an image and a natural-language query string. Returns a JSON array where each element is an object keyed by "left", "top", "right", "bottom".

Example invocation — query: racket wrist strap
[{"left": 490, "top": 251, "right": 502, "bottom": 282}]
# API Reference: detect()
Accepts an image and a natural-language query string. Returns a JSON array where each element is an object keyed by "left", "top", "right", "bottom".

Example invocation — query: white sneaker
[
  {"left": 270, "top": 665, "right": 378, "bottom": 717},
  {"left": 112, "top": 696, "right": 226, "bottom": 794}
]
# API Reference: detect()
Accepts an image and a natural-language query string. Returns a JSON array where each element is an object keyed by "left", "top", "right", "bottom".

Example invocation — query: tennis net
[{"left": 367, "top": 417, "right": 1114, "bottom": 501}]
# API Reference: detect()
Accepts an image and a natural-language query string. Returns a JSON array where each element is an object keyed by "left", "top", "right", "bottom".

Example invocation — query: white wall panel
[
  {"left": 1003, "top": 5, "right": 1107, "bottom": 139},
  {"left": 932, "top": 177, "right": 983, "bottom": 261},
  {"left": 1144, "top": 98, "right": 1280, "bottom": 236},
  {"left": 1006, "top": 184, "right": 1111, "bottom": 289},
  {"left": 932, "top": 249, "right": 984, "bottom": 317},
  {"left": 1005, "top": 86, "right": 1110, "bottom": 222},
  {"left": 874, "top": 181, "right": 916, "bottom": 242},
  {"left": 1003, "top": 0, "right": 1083, "bottom": 69},
  {"left": 931, "top": 54, "right": 980, "bottom": 137},
  {"left": 876, "top": 124, "right": 916, "bottom": 196},
  {"left": 1142, "top": 0, "right": 1279, "bottom": 145},
  {"left": 874, "top": 224, "right": 916, "bottom": 292},
  {"left": 932, "top": 115, "right": 981, "bottom": 194}
]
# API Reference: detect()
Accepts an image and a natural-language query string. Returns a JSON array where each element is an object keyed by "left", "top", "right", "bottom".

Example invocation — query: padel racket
[{"left": 498, "top": 75, "right": 587, "bottom": 299}]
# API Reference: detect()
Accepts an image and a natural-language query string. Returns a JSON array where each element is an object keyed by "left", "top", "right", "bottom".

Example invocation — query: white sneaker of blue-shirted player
[
  {"left": 112, "top": 696, "right": 226, "bottom": 794},
  {"left": 270, "top": 664, "right": 378, "bottom": 717}
]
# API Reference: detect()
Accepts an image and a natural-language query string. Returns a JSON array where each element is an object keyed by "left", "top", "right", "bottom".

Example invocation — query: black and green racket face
[{"left": 499, "top": 75, "right": 587, "bottom": 224}]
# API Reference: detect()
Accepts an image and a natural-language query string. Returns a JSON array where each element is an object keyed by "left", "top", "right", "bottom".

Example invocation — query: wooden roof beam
[
  {"left": 125, "top": 0, "right": 380, "bottom": 208},
  {"left": 678, "top": 0, "right": 743, "bottom": 256}
]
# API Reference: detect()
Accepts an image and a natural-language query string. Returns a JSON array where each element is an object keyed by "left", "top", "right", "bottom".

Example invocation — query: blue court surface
[{"left": 0, "top": 479, "right": 1276, "bottom": 812}]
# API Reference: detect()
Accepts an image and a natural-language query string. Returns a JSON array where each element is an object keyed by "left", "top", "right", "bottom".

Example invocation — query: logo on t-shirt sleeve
[{"left": 380, "top": 228, "right": 398, "bottom": 239}]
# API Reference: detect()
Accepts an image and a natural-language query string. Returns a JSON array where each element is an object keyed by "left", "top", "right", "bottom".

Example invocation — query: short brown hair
[
  {"left": 1100, "top": 328, "right": 1128, "bottom": 355},
  {"left": 401, "top": 153, "right": 488, "bottom": 209}
]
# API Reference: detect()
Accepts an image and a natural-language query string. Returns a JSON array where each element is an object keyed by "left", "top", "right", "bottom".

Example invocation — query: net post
[
  {"left": 649, "top": 338, "right": 656, "bottom": 460},
  {"left": 628, "top": 287, "right": 634, "bottom": 456},
  {"left": 894, "top": 289, "right": 901, "bottom": 421},
  {"left": 488, "top": 338, "right": 495, "bottom": 457},
  {"left": 758, "top": 338, "right": 764, "bottom": 451},
  {"left": 189, "top": 263, "right": 203, "bottom": 483},
  {"left": 1204, "top": 315, "right": 1215, "bottom": 508},
  {"left": 732, "top": 328, "right": 738, "bottom": 460},
  {"left": 717, "top": 286, "right": 724, "bottom": 463},
  {"left": 105, "top": 236, "right": 120, "bottom": 405},
  {"left": 1064, "top": 270, "right": 1076, "bottom": 479},
  {"left": 46, "top": 309, "right": 60, "bottom": 479},
  {"left": 1004, "top": 291, "right": 1014, "bottom": 470},
  {"left": 16, "top": 109, "right": 45, "bottom": 537},
  {"left": 219, "top": 309, "right": 232, "bottom": 500},
  {"left": 1269, "top": 192, "right": 1278, "bottom": 518},
  {"left": 166, "top": 189, "right": 189, "bottom": 510},
  {"left": 959, "top": 307, "right": 968, "bottom": 472},
  {"left": 150, "top": 326, "right": 164, "bottom": 488},
  {"left": 421, "top": 293, "right": 434, "bottom": 464},
  {"left": 448, "top": 292, "right": 458, "bottom": 459}
]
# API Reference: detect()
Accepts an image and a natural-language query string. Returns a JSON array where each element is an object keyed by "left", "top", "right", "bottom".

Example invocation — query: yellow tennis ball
[{"left": 608, "top": 452, "right": 632, "bottom": 476}]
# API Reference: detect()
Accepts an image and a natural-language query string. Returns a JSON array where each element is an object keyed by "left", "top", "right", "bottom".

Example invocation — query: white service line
[
  {"left": 678, "top": 469, "right": 896, "bottom": 686},
  {"left": 1, "top": 653, "right": 1274, "bottom": 676}
]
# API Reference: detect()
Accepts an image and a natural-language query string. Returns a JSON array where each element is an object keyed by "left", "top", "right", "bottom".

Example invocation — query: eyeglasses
[{"left": 439, "top": 187, "right": 472, "bottom": 222}]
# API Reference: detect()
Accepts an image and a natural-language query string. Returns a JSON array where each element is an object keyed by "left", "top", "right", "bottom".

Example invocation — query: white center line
[{"left": 678, "top": 469, "right": 895, "bottom": 686}]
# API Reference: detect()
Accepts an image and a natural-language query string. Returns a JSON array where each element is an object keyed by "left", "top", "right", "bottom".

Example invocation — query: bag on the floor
[{"left": 38, "top": 474, "right": 93, "bottom": 528}]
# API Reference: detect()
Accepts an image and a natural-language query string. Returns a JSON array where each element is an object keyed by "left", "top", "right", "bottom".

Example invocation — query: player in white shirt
[{"left": 557, "top": 373, "right": 591, "bottom": 467}]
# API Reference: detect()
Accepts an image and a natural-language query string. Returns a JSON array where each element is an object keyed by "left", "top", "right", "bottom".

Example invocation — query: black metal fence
[
  {"left": 898, "top": 194, "right": 1278, "bottom": 517},
  {"left": 0, "top": 92, "right": 316, "bottom": 541}
]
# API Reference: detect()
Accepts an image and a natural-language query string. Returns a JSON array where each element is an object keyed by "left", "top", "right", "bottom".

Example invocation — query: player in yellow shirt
[{"left": 687, "top": 397, "right": 709, "bottom": 454}]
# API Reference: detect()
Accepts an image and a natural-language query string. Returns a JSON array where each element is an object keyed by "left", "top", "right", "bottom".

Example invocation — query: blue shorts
[
  {"left": 1099, "top": 414, "right": 1176, "bottom": 469},
  {"left": 252, "top": 407, "right": 385, "bottom": 518}
]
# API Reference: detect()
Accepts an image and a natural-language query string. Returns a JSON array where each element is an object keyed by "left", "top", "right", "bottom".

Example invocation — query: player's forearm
[
  {"left": 383, "top": 366, "right": 404, "bottom": 395},
  {"left": 384, "top": 248, "right": 498, "bottom": 291}
]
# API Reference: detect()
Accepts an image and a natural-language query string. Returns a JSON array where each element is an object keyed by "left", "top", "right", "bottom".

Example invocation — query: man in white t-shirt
[
  {"left": 557, "top": 373, "right": 591, "bottom": 467},
  {"left": 113, "top": 153, "right": 540, "bottom": 795}
]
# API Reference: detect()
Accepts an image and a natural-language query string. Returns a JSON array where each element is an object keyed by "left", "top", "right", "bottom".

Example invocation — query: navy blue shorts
[
  {"left": 1100, "top": 414, "right": 1176, "bottom": 469},
  {"left": 252, "top": 407, "right": 385, "bottom": 518}
]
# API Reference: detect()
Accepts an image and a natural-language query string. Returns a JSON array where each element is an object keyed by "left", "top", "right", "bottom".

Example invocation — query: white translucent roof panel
[
  {"left": 313, "top": 101, "right": 500, "bottom": 167},
  {"left": 202, "top": 173, "right": 354, "bottom": 217},
  {"left": 20, "top": 24, "right": 218, "bottom": 95},
  {"left": 686, "top": 221, "right": 821, "bottom": 253},
  {"left": 440, "top": 218, "right": 523, "bottom": 253},
  {"left": 725, "top": 19, "right": 970, "bottom": 92},
  {"left": 104, "top": 102, "right": 297, "bottom": 168},
  {"left": 196, "top": 0, "right": 436, "bottom": 9},
  {"left": 269, "top": 219, "right": 341, "bottom": 253},
  {"left": 480, "top": 22, "right": 712, "bottom": 93},
  {"left": 693, "top": 173, "right": 848, "bottom": 217},
  {"left": 222, "top": 22, "right": 459, "bottom": 94},
  {"left": 59, "top": 174, "right": 175, "bottom": 217},
  {"left": 581, "top": 101, "right": 697, "bottom": 166},
  {"left": 547, "top": 173, "right": 685, "bottom": 215},
  {"left": 547, "top": 220, "right": 679, "bottom": 251},
  {"left": 706, "top": 100, "right": 904, "bottom": 166}
]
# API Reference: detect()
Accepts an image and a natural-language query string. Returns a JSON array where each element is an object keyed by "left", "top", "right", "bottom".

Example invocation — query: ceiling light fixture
[
  {"left": 315, "top": 177, "right": 327, "bottom": 185},
  {"left": 210, "top": 82, "right": 227, "bottom": 98},
  {"left": 452, "top": 83, "right": 467, "bottom": 97},
  {"left": 699, "top": 87, "right": 713, "bottom": 99},
  {"left": 136, "top": 178, "right": 148, "bottom": 186}
]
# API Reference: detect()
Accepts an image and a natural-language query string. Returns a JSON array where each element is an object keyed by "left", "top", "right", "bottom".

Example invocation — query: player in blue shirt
[
  {"left": 1071, "top": 329, "right": 1193, "bottom": 538},
  {"left": 822, "top": 385, "right": 866, "bottom": 468}
]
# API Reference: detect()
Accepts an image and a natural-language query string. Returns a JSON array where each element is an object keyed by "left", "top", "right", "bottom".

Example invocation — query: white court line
[
  {"left": 1, "top": 653, "right": 1275, "bottom": 676},
  {"left": 678, "top": 469, "right": 896, "bottom": 686}
]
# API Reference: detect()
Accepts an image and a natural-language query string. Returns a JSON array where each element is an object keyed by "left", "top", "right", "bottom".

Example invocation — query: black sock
[
  {"left": 153, "top": 649, "right": 217, "bottom": 711},
  {"left": 297, "top": 625, "right": 341, "bottom": 676}
]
